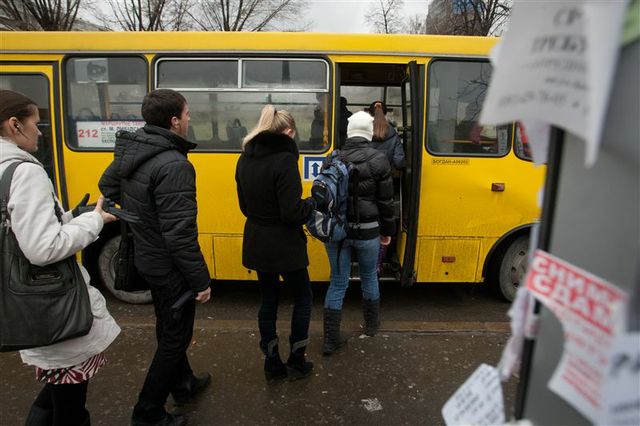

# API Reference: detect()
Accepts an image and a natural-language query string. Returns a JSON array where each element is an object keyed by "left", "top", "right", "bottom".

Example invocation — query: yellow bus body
[{"left": 0, "top": 32, "right": 545, "bottom": 300}]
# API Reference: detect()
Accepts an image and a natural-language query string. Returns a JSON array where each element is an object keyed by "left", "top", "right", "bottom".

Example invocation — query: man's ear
[{"left": 170, "top": 116, "right": 180, "bottom": 130}]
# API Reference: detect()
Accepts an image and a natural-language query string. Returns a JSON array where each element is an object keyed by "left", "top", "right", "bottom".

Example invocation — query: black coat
[
  {"left": 98, "top": 125, "right": 210, "bottom": 293},
  {"left": 371, "top": 125, "right": 405, "bottom": 170},
  {"left": 235, "top": 132, "right": 315, "bottom": 273},
  {"left": 341, "top": 136, "right": 396, "bottom": 239}
]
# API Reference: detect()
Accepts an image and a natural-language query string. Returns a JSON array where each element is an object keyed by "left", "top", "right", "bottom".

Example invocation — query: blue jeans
[{"left": 324, "top": 237, "right": 380, "bottom": 310}]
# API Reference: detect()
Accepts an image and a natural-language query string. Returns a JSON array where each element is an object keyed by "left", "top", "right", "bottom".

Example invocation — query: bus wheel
[
  {"left": 497, "top": 235, "right": 529, "bottom": 302},
  {"left": 98, "top": 236, "right": 152, "bottom": 304}
]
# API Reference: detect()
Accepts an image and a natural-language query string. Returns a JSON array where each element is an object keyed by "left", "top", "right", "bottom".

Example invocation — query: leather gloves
[
  {"left": 311, "top": 184, "right": 329, "bottom": 212},
  {"left": 71, "top": 194, "right": 141, "bottom": 223}
]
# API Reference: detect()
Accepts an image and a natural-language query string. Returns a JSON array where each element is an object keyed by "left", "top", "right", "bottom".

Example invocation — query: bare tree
[
  {"left": 365, "top": 0, "right": 405, "bottom": 34},
  {"left": 191, "top": 0, "right": 309, "bottom": 32},
  {"left": 426, "top": 0, "right": 511, "bottom": 36},
  {"left": 404, "top": 13, "right": 426, "bottom": 34},
  {"left": 1, "top": 0, "right": 82, "bottom": 30},
  {"left": 103, "top": 0, "right": 194, "bottom": 31}
]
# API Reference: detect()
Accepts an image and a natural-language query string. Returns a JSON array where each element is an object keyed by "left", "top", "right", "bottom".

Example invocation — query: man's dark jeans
[
  {"left": 257, "top": 268, "right": 312, "bottom": 353},
  {"left": 132, "top": 274, "right": 195, "bottom": 422}
]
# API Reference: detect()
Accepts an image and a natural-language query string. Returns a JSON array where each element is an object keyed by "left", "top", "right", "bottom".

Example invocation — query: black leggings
[
  {"left": 31, "top": 381, "right": 89, "bottom": 425},
  {"left": 257, "top": 268, "right": 312, "bottom": 353}
]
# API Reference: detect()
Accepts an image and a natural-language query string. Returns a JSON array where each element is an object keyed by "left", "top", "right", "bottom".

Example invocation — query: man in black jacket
[{"left": 99, "top": 89, "right": 210, "bottom": 426}]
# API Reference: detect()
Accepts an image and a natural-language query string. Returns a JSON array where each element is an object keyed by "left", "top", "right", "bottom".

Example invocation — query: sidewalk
[{"left": 0, "top": 322, "right": 515, "bottom": 425}]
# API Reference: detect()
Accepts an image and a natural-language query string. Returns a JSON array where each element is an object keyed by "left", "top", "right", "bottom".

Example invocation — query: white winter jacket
[{"left": 0, "top": 137, "right": 121, "bottom": 370}]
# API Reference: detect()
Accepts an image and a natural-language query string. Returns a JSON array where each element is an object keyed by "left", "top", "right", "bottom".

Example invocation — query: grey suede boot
[
  {"left": 286, "top": 338, "right": 314, "bottom": 381},
  {"left": 322, "top": 308, "right": 347, "bottom": 356},
  {"left": 363, "top": 299, "right": 380, "bottom": 337},
  {"left": 263, "top": 338, "right": 287, "bottom": 381}
]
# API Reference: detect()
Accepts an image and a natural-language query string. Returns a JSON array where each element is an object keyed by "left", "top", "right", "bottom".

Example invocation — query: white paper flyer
[
  {"left": 480, "top": 0, "right": 629, "bottom": 166},
  {"left": 442, "top": 363, "right": 505, "bottom": 426}
]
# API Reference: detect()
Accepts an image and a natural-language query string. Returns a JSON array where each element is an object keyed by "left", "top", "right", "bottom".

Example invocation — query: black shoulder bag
[{"left": 0, "top": 161, "right": 93, "bottom": 352}]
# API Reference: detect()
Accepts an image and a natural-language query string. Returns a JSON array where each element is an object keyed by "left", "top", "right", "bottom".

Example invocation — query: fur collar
[{"left": 243, "top": 131, "right": 299, "bottom": 159}]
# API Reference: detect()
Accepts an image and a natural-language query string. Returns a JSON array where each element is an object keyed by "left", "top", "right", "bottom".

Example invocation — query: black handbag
[
  {"left": 0, "top": 161, "right": 93, "bottom": 352},
  {"left": 114, "top": 220, "right": 149, "bottom": 292}
]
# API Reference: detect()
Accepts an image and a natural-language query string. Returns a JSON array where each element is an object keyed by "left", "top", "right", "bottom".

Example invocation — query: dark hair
[
  {"left": 369, "top": 101, "right": 389, "bottom": 140},
  {"left": 0, "top": 90, "right": 38, "bottom": 126},
  {"left": 141, "top": 89, "right": 187, "bottom": 129}
]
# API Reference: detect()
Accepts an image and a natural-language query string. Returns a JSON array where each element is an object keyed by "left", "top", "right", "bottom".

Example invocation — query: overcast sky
[{"left": 306, "top": 0, "right": 431, "bottom": 33}]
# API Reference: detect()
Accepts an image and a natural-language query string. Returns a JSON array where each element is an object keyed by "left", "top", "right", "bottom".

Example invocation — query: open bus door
[{"left": 397, "top": 60, "right": 423, "bottom": 287}]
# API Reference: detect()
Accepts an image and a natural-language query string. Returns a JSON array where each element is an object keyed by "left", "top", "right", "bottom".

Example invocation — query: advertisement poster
[{"left": 526, "top": 250, "right": 629, "bottom": 423}]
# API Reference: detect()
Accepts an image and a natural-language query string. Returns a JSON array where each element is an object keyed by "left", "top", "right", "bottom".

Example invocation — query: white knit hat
[{"left": 347, "top": 111, "right": 374, "bottom": 140}]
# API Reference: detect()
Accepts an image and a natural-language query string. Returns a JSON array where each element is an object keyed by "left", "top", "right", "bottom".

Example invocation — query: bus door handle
[{"left": 491, "top": 182, "right": 505, "bottom": 192}]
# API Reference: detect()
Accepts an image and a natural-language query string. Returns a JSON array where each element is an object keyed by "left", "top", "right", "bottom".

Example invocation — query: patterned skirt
[{"left": 35, "top": 353, "right": 106, "bottom": 385}]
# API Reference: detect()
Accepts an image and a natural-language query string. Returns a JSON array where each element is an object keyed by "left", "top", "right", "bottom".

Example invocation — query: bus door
[
  {"left": 0, "top": 64, "right": 60, "bottom": 200},
  {"left": 337, "top": 60, "right": 422, "bottom": 285},
  {"left": 397, "top": 61, "right": 422, "bottom": 286}
]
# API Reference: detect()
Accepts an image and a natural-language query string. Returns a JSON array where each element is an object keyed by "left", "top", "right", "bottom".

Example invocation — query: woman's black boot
[
  {"left": 362, "top": 299, "right": 380, "bottom": 337},
  {"left": 286, "top": 338, "right": 314, "bottom": 381},
  {"left": 322, "top": 308, "right": 347, "bottom": 355},
  {"left": 263, "top": 338, "right": 287, "bottom": 381}
]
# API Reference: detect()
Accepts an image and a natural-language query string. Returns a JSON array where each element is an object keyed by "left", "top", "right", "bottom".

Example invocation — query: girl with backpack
[
  {"left": 235, "top": 105, "right": 317, "bottom": 381},
  {"left": 322, "top": 111, "right": 396, "bottom": 355}
]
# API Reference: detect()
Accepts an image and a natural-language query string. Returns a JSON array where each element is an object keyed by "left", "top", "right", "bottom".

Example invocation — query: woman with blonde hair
[{"left": 235, "top": 105, "right": 317, "bottom": 381}]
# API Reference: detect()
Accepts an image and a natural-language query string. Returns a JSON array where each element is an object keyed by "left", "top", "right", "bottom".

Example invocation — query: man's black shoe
[
  {"left": 131, "top": 413, "right": 186, "bottom": 426},
  {"left": 172, "top": 372, "right": 211, "bottom": 405}
]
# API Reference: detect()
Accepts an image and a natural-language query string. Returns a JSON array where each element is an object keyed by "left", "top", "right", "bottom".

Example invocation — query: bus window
[
  {"left": 0, "top": 74, "right": 55, "bottom": 184},
  {"left": 514, "top": 122, "right": 533, "bottom": 161},
  {"left": 341, "top": 86, "right": 404, "bottom": 125},
  {"left": 156, "top": 58, "right": 330, "bottom": 153},
  {"left": 427, "top": 60, "right": 509, "bottom": 157},
  {"left": 157, "top": 60, "right": 237, "bottom": 89},
  {"left": 64, "top": 57, "right": 147, "bottom": 150}
]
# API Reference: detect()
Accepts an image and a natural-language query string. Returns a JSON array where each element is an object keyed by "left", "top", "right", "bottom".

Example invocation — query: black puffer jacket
[
  {"left": 235, "top": 132, "right": 315, "bottom": 272},
  {"left": 98, "top": 125, "right": 210, "bottom": 293},
  {"left": 341, "top": 136, "right": 396, "bottom": 240}
]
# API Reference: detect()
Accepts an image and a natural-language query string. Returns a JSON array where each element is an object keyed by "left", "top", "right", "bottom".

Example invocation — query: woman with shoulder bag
[
  {"left": 0, "top": 90, "right": 121, "bottom": 426},
  {"left": 235, "top": 105, "right": 317, "bottom": 381}
]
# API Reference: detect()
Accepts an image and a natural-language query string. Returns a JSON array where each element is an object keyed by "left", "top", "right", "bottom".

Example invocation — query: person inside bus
[
  {"left": 338, "top": 96, "right": 353, "bottom": 146},
  {"left": 99, "top": 89, "right": 212, "bottom": 426},
  {"left": 235, "top": 105, "right": 317, "bottom": 381},
  {"left": 322, "top": 111, "right": 396, "bottom": 356},
  {"left": 368, "top": 100, "right": 405, "bottom": 275},
  {"left": 0, "top": 89, "right": 120, "bottom": 426}
]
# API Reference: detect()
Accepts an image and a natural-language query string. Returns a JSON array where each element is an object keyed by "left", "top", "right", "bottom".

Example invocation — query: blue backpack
[{"left": 306, "top": 150, "right": 354, "bottom": 243}]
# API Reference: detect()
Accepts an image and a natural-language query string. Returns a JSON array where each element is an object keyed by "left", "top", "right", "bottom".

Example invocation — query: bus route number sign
[{"left": 76, "top": 121, "right": 144, "bottom": 148}]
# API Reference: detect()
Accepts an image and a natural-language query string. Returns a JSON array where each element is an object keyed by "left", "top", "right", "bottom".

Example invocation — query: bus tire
[
  {"left": 98, "top": 235, "right": 152, "bottom": 305},
  {"left": 496, "top": 235, "right": 529, "bottom": 302}
]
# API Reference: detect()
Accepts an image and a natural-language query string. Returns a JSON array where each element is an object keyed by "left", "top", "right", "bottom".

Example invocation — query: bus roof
[{"left": 0, "top": 32, "right": 498, "bottom": 57}]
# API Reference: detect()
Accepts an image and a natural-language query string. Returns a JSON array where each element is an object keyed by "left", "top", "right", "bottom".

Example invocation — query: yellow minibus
[{"left": 0, "top": 32, "right": 544, "bottom": 303}]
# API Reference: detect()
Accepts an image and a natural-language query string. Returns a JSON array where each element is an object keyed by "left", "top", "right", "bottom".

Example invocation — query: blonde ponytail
[{"left": 242, "top": 104, "right": 297, "bottom": 150}]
